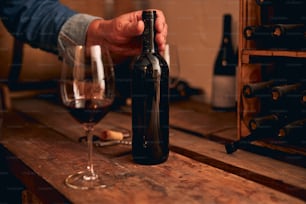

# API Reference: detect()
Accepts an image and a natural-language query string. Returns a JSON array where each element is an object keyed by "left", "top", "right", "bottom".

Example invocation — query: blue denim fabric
[
  {"left": 58, "top": 14, "right": 101, "bottom": 58},
  {"left": 0, "top": 0, "right": 100, "bottom": 56}
]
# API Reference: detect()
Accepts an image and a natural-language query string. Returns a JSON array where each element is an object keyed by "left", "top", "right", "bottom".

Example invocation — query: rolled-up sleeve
[{"left": 57, "top": 14, "right": 101, "bottom": 58}]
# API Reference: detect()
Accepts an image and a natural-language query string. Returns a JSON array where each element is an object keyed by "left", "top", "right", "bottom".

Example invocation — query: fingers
[
  {"left": 156, "top": 33, "right": 167, "bottom": 52},
  {"left": 125, "top": 9, "right": 167, "bottom": 38},
  {"left": 86, "top": 9, "right": 168, "bottom": 61},
  {"left": 115, "top": 9, "right": 167, "bottom": 54},
  {"left": 116, "top": 11, "right": 144, "bottom": 38},
  {"left": 155, "top": 10, "right": 167, "bottom": 32},
  {"left": 154, "top": 10, "right": 168, "bottom": 52},
  {"left": 128, "top": 20, "right": 144, "bottom": 37}
]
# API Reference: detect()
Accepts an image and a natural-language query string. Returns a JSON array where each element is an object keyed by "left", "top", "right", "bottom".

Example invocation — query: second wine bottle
[{"left": 211, "top": 14, "right": 237, "bottom": 111}]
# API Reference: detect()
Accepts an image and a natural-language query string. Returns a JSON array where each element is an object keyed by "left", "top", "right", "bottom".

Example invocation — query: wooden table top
[{"left": 0, "top": 98, "right": 305, "bottom": 204}]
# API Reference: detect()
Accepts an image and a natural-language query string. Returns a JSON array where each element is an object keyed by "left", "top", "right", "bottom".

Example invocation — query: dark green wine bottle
[
  {"left": 131, "top": 10, "right": 169, "bottom": 165},
  {"left": 211, "top": 14, "right": 236, "bottom": 111}
]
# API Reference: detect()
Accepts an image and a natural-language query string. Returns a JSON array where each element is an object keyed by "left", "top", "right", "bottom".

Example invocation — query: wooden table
[{"left": 0, "top": 98, "right": 305, "bottom": 203}]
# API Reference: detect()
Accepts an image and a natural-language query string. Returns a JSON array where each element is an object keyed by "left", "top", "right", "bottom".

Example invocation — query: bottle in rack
[
  {"left": 243, "top": 25, "right": 273, "bottom": 40},
  {"left": 234, "top": 0, "right": 306, "bottom": 157},
  {"left": 278, "top": 118, "right": 306, "bottom": 144},
  {"left": 248, "top": 112, "right": 297, "bottom": 135},
  {"left": 131, "top": 10, "right": 169, "bottom": 165},
  {"left": 249, "top": 114, "right": 280, "bottom": 133},
  {"left": 242, "top": 80, "right": 275, "bottom": 98},
  {"left": 302, "top": 90, "right": 306, "bottom": 105},
  {"left": 271, "top": 24, "right": 305, "bottom": 39},
  {"left": 241, "top": 78, "right": 284, "bottom": 113},
  {"left": 226, "top": 112, "right": 305, "bottom": 154},
  {"left": 243, "top": 24, "right": 306, "bottom": 49},
  {"left": 256, "top": 0, "right": 306, "bottom": 24},
  {"left": 211, "top": 14, "right": 236, "bottom": 111},
  {"left": 271, "top": 82, "right": 304, "bottom": 101},
  {"left": 272, "top": 24, "right": 306, "bottom": 49},
  {"left": 255, "top": 0, "right": 305, "bottom": 6}
]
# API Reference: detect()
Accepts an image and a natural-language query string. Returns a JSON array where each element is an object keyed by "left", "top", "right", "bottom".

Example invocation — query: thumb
[{"left": 123, "top": 18, "right": 144, "bottom": 37}]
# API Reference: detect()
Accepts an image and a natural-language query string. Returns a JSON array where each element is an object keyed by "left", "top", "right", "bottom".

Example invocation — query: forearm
[
  {"left": 1, "top": 1, "right": 168, "bottom": 63},
  {"left": 0, "top": 0, "right": 76, "bottom": 53}
]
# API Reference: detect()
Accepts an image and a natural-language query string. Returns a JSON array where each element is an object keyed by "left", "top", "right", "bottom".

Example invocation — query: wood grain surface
[{"left": 0, "top": 98, "right": 304, "bottom": 203}]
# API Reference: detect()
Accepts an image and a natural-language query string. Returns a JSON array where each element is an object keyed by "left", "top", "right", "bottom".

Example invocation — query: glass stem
[{"left": 85, "top": 125, "right": 96, "bottom": 178}]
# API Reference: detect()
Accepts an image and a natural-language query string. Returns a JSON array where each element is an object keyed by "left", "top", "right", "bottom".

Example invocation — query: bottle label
[{"left": 211, "top": 75, "right": 236, "bottom": 108}]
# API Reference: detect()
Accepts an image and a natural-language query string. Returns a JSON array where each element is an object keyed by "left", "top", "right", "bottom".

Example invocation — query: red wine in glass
[{"left": 60, "top": 45, "right": 115, "bottom": 190}]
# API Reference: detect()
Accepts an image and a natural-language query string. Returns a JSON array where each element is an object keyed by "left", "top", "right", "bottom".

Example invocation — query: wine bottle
[
  {"left": 278, "top": 118, "right": 306, "bottom": 143},
  {"left": 271, "top": 24, "right": 306, "bottom": 39},
  {"left": 131, "top": 10, "right": 169, "bottom": 165},
  {"left": 225, "top": 111, "right": 302, "bottom": 154},
  {"left": 211, "top": 14, "right": 236, "bottom": 111},
  {"left": 249, "top": 114, "right": 278, "bottom": 132},
  {"left": 248, "top": 113, "right": 292, "bottom": 135},
  {"left": 225, "top": 132, "right": 267, "bottom": 154},
  {"left": 242, "top": 80, "right": 274, "bottom": 98},
  {"left": 271, "top": 83, "right": 303, "bottom": 101},
  {"left": 270, "top": 83, "right": 306, "bottom": 115},
  {"left": 272, "top": 24, "right": 306, "bottom": 49},
  {"left": 302, "top": 90, "right": 306, "bottom": 105},
  {"left": 244, "top": 24, "right": 306, "bottom": 49},
  {"left": 255, "top": 0, "right": 305, "bottom": 6},
  {"left": 243, "top": 25, "right": 273, "bottom": 40},
  {"left": 256, "top": 0, "right": 306, "bottom": 25}
]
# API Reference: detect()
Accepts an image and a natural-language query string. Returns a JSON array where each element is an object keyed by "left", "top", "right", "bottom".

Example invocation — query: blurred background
[{"left": 0, "top": 0, "right": 239, "bottom": 104}]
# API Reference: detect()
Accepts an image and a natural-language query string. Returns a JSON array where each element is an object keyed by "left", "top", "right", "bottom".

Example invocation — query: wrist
[
  {"left": 86, "top": 18, "right": 111, "bottom": 48},
  {"left": 58, "top": 14, "right": 101, "bottom": 58}
]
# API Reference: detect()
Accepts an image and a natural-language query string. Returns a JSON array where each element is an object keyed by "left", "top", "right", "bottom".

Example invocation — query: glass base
[{"left": 65, "top": 171, "right": 107, "bottom": 190}]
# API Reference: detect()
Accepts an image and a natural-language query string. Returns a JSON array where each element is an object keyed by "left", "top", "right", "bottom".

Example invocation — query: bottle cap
[
  {"left": 278, "top": 129, "right": 286, "bottom": 137},
  {"left": 271, "top": 91, "right": 280, "bottom": 101},
  {"left": 272, "top": 26, "right": 282, "bottom": 37},
  {"left": 225, "top": 141, "right": 238, "bottom": 154},
  {"left": 302, "top": 95, "right": 306, "bottom": 103},
  {"left": 242, "top": 86, "right": 252, "bottom": 97},
  {"left": 142, "top": 10, "right": 156, "bottom": 19},
  {"left": 249, "top": 120, "right": 257, "bottom": 131}
]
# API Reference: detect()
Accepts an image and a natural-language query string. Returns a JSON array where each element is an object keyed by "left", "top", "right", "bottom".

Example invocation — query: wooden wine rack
[{"left": 238, "top": 0, "right": 306, "bottom": 156}]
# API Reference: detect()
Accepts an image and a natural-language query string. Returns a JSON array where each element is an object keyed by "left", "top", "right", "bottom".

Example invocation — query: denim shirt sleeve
[
  {"left": 0, "top": 0, "right": 77, "bottom": 54},
  {"left": 57, "top": 14, "right": 101, "bottom": 59}
]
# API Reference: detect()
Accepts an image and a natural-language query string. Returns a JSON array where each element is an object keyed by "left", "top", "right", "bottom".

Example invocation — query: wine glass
[
  {"left": 162, "top": 43, "right": 180, "bottom": 89},
  {"left": 60, "top": 45, "right": 115, "bottom": 189}
]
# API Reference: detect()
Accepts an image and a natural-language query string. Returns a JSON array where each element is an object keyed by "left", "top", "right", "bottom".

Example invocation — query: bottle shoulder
[
  {"left": 134, "top": 53, "right": 169, "bottom": 69},
  {"left": 137, "top": 52, "right": 164, "bottom": 60}
]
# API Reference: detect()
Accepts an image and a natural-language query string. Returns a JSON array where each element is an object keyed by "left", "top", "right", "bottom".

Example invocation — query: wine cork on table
[{"left": 100, "top": 130, "right": 129, "bottom": 141}]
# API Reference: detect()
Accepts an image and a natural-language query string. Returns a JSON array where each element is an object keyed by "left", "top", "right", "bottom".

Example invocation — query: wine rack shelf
[
  {"left": 237, "top": 0, "right": 306, "bottom": 156},
  {"left": 241, "top": 49, "right": 306, "bottom": 64}
]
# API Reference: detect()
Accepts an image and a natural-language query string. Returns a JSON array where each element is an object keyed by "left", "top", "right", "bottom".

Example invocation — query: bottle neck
[
  {"left": 142, "top": 11, "right": 158, "bottom": 53},
  {"left": 222, "top": 14, "right": 232, "bottom": 45}
]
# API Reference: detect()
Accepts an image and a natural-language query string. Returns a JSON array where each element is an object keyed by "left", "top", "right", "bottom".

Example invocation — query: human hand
[{"left": 86, "top": 9, "right": 168, "bottom": 63}]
